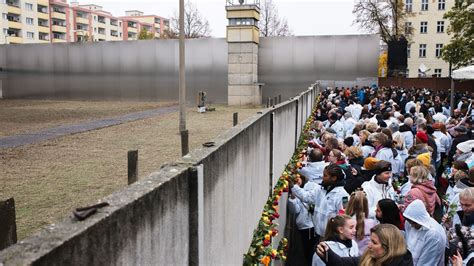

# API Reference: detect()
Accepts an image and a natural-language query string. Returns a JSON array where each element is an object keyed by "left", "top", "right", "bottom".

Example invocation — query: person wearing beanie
[
  {"left": 454, "top": 140, "right": 474, "bottom": 168},
  {"left": 417, "top": 124, "right": 438, "bottom": 164},
  {"left": 403, "top": 200, "right": 447, "bottom": 266},
  {"left": 448, "top": 125, "right": 470, "bottom": 165},
  {"left": 416, "top": 131, "right": 428, "bottom": 144},
  {"left": 409, "top": 131, "right": 432, "bottom": 160},
  {"left": 416, "top": 153, "right": 431, "bottom": 168},
  {"left": 342, "top": 136, "right": 354, "bottom": 150},
  {"left": 363, "top": 157, "right": 380, "bottom": 170},
  {"left": 361, "top": 160, "right": 396, "bottom": 219}
]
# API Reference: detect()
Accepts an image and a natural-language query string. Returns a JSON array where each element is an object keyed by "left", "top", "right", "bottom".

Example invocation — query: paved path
[{"left": 0, "top": 105, "right": 179, "bottom": 149}]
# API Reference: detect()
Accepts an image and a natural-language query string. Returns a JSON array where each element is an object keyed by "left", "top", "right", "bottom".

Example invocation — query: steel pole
[
  {"left": 179, "top": 0, "right": 186, "bottom": 133},
  {"left": 179, "top": 0, "right": 189, "bottom": 155}
]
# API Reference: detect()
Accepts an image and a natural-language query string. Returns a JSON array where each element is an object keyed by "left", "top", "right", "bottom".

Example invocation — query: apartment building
[
  {"left": 405, "top": 0, "right": 454, "bottom": 77},
  {"left": 0, "top": 0, "right": 169, "bottom": 44},
  {"left": 120, "top": 10, "right": 170, "bottom": 39}
]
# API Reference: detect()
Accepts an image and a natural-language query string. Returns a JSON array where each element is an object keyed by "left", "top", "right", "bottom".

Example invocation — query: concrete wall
[
  {"left": 0, "top": 85, "right": 320, "bottom": 265},
  {"left": 0, "top": 164, "right": 195, "bottom": 265},
  {"left": 259, "top": 35, "right": 380, "bottom": 101},
  {"left": 0, "top": 35, "right": 377, "bottom": 103}
]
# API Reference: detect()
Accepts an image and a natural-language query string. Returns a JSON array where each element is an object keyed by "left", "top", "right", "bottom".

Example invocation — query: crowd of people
[{"left": 287, "top": 86, "right": 474, "bottom": 266}]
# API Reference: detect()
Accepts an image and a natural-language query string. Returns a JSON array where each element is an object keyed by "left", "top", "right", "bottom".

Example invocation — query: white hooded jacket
[
  {"left": 403, "top": 200, "right": 447, "bottom": 266},
  {"left": 361, "top": 176, "right": 396, "bottom": 219},
  {"left": 292, "top": 184, "right": 349, "bottom": 236},
  {"left": 298, "top": 161, "right": 328, "bottom": 184},
  {"left": 288, "top": 181, "right": 318, "bottom": 230}
]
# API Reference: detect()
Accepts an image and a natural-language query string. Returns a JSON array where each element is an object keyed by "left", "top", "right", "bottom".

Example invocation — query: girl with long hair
[
  {"left": 312, "top": 214, "right": 359, "bottom": 266},
  {"left": 375, "top": 199, "right": 404, "bottom": 230},
  {"left": 346, "top": 191, "right": 377, "bottom": 254}
]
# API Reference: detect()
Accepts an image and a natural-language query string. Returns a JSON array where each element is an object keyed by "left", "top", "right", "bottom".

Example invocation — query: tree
[
  {"left": 138, "top": 28, "right": 155, "bottom": 40},
  {"left": 353, "top": 0, "right": 413, "bottom": 44},
  {"left": 441, "top": 0, "right": 473, "bottom": 71},
  {"left": 258, "top": 0, "right": 293, "bottom": 37},
  {"left": 169, "top": 0, "right": 211, "bottom": 39}
]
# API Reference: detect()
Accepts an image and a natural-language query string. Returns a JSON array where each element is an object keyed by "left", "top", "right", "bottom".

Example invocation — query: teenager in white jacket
[
  {"left": 312, "top": 214, "right": 359, "bottom": 266},
  {"left": 403, "top": 199, "right": 447, "bottom": 266},
  {"left": 291, "top": 164, "right": 349, "bottom": 239},
  {"left": 361, "top": 161, "right": 396, "bottom": 219},
  {"left": 288, "top": 177, "right": 318, "bottom": 265}
]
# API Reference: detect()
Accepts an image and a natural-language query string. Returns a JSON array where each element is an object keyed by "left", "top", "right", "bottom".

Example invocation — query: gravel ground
[{"left": 0, "top": 100, "right": 262, "bottom": 239}]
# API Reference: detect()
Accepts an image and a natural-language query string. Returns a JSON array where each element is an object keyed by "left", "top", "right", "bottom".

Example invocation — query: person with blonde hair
[
  {"left": 401, "top": 166, "right": 440, "bottom": 216},
  {"left": 359, "top": 130, "right": 374, "bottom": 158},
  {"left": 345, "top": 191, "right": 377, "bottom": 254},
  {"left": 315, "top": 224, "right": 413, "bottom": 265}
]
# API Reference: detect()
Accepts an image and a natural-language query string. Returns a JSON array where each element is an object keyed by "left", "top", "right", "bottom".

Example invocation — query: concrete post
[
  {"left": 0, "top": 198, "right": 17, "bottom": 250},
  {"left": 127, "top": 150, "right": 138, "bottom": 185},
  {"left": 226, "top": 3, "right": 261, "bottom": 106}
]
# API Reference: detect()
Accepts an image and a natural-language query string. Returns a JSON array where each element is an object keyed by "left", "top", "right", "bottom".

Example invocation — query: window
[
  {"left": 434, "top": 69, "right": 442, "bottom": 77},
  {"left": 419, "top": 44, "right": 426, "bottom": 57},
  {"left": 435, "top": 44, "right": 443, "bottom": 57},
  {"left": 420, "top": 21, "right": 428, "bottom": 33},
  {"left": 2, "top": 13, "right": 7, "bottom": 20},
  {"left": 25, "top": 2, "right": 33, "bottom": 10},
  {"left": 405, "top": 22, "right": 412, "bottom": 35},
  {"left": 407, "top": 44, "right": 411, "bottom": 58},
  {"left": 421, "top": 0, "right": 428, "bottom": 11},
  {"left": 438, "top": 0, "right": 445, "bottom": 10},
  {"left": 26, "top": 31, "right": 34, "bottom": 39},
  {"left": 26, "top": 17, "right": 34, "bottom": 25},
  {"left": 437, "top": 21, "right": 444, "bottom": 33},
  {"left": 406, "top": 0, "right": 413, "bottom": 12}
]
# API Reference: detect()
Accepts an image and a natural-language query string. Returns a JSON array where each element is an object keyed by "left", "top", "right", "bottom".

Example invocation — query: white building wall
[{"left": 0, "top": 2, "right": 7, "bottom": 44}]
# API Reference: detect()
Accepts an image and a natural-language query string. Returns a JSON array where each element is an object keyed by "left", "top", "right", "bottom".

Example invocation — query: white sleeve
[
  {"left": 416, "top": 234, "right": 444, "bottom": 266},
  {"left": 288, "top": 198, "right": 301, "bottom": 215},
  {"left": 291, "top": 184, "right": 319, "bottom": 205}
]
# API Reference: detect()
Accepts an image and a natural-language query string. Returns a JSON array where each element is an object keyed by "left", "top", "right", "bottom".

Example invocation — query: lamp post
[{"left": 179, "top": 0, "right": 188, "bottom": 156}]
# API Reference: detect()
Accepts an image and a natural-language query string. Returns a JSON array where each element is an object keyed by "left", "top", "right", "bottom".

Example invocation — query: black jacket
[{"left": 322, "top": 248, "right": 413, "bottom": 266}]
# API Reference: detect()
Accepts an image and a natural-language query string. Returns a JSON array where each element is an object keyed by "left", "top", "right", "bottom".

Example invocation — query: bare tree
[
  {"left": 169, "top": 0, "right": 211, "bottom": 39},
  {"left": 353, "top": 0, "right": 412, "bottom": 43},
  {"left": 259, "top": 0, "right": 293, "bottom": 37}
]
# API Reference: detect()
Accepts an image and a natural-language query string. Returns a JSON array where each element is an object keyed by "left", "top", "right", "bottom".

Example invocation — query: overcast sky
[{"left": 79, "top": 0, "right": 364, "bottom": 37}]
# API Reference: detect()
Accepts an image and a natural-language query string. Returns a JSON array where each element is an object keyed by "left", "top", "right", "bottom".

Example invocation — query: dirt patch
[{"left": 0, "top": 101, "right": 262, "bottom": 239}]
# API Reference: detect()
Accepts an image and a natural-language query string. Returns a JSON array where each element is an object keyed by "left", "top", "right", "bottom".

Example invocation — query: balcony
[
  {"left": 37, "top": 0, "right": 49, "bottom": 6},
  {"left": 127, "top": 27, "right": 137, "bottom": 33},
  {"left": 37, "top": 12, "right": 49, "bottom": 20},
  {"left": 38, "top": 26, "right": 50, "bottom": 33},
  {"left": 52, "top": 11, "right": 66, "bottom": 20},
  {"left": 97, "top": 28, "right": 106, "bottom": 36},
  {"left": 7, "top": 36, "right": 23, "bottom": 44},
  {"left": 110, "top": 20, "right": 118, "bottom": 26},
  {"left": 7, "top": 5, "right": 21, "bottom": 15},
  {"left": 97, "top": 16, "right": 106, "bottom": 24},
  {"left": 52, "top": 25, "right": 67, "bottom": 33},
  {"left": 39, "top": 33, "right": 50, "bottom": 42},
  {"left": 52, "top": 32, "right": 66, "bottom": 42},
  {"left": 127, "top": 32, "right": 137, "bottom": 39},
  {"left": 76, "top": 16, "right": 88, "bottom": 25}
]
